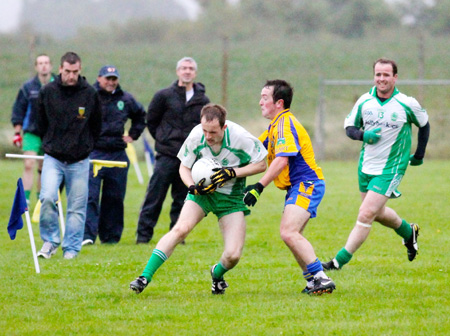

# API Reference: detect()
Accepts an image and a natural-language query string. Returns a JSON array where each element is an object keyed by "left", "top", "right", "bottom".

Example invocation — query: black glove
[
  {"left": 188, "top": 178, "right": 217, "bottom": 195},
  {"left": 243, "top": 182, "right": 264, "bottom": 207},
  {"left": 211, "top": 167, "right": 236, "bottom": 188}
]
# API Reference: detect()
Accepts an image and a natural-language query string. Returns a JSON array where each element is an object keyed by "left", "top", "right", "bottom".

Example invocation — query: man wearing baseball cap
[{"left": 82, "top": 65, "right": 146, "bottom": 246}]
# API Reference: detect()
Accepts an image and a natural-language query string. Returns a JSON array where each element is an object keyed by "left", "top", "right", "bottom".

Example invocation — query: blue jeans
[
  {"left": 84, "top": 150, "right": 129, "bottom": 243},
  {"left": 39, "top": 154, "right": 89, "bottom": 254}
]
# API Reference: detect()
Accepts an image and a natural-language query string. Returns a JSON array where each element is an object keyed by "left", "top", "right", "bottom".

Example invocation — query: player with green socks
[
  {"left": 323, "top": 58, "right": 429, "bottom": 271},
  {"left": 130, "top": 103, "right": 267, "bottom": 295}
]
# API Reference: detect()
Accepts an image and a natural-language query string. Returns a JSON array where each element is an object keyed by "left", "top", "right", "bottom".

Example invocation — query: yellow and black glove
[
  {"left": 188, "top": 178, "right": 217, "bottom": 195},
  {"left": 211, "top": 167, "right": 236, "bottom": 188},
  {"left": 243, "top": 182, "right": 264, "bottom": 207}
]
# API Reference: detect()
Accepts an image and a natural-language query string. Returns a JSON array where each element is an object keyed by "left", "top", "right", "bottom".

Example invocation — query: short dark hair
[
  {"left": 373, "top": 58, "right": 398, "bottom": 75},
  {"left": 60, "top": 52, "right": 81, "bottom": 67},
  {"left": 35, "top": 54, "right": 50, "bottom": 65},
  {"left": 200, "top": 103, "right": 227, "bottom": 128},
  {"left": 264, "top": 79, "right": 294, "bottom": 109}
]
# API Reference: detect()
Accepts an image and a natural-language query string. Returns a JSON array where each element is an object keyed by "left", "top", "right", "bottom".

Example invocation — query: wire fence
[{"left": 314, "top": 79, "right": 450, "bottom": 160}]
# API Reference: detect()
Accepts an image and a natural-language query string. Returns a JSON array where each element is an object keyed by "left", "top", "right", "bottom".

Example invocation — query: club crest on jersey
[
  {"left": 77, "top": 107, "right": 86, "bottom": 119},
  {"left": 221, "top": 158, "right": 229, "bottom": 166},
  {"left": 277, "top": 138, "right": 286, "bottom": 145},
  {"left": 117, "top": 101, "right": 124, "bottom": 110},
  {"left": 391, "top": 112, "right": 398, "bottom": 121}
]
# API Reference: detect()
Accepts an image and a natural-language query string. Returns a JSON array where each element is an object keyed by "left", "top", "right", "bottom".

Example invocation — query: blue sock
[{"left": 306, "top": 258, "right": 323, "bottom": 277}]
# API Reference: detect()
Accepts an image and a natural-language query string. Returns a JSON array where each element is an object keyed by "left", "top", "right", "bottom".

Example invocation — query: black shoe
[
  {"left": 130, "top": 276, "right": 148, "bottom": 294},
  {"left": 322, "top": 259, "right": 340, "bottom": 271},
  {"left": 308, "top": 276, "right": 336, "bottom": 295},
  {"left": 403, "top": 223, "right": 420, "bottom": 261},
  {"left": 301, "top": 286, "right": 311, "bottom": 294},
  {"left": 301, "top": 285, "right": 314, "bottom": 294},
  {"left": 136, "top": 239, "right": 150, "bottom": 244},
  {"left": 210, "top": 264, "right": 228, "bottom": 295}
]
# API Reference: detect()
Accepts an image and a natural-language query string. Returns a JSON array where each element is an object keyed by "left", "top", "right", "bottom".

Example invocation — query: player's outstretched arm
[{"left": 243, "top": 157, "right": 287, "bottom": 207}]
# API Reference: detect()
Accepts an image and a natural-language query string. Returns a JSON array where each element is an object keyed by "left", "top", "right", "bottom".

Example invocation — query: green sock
[
  {"left": 141, "top": 249, "right": 167, "bottom": 282},
  {"left": 395, "top": 219, "right": 412, "bottom": 241},
  {"left": 25, "top": 190, "right": 31, "bottom": 201},
  {"left": 212, "top": 262, "right": 228, "bottom": 280},
  {"left": 335, "top": 247, "right": 353, "bottom": 268}
]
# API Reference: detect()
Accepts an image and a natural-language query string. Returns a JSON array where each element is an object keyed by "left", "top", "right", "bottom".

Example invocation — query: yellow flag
[
  {"left": 125, "top": 143, "right": 138, "bottom": 165},
  {"left": 91, "top": 160, "right": 128, "bottom": 177},
  {"left": 32, "top": 199, "right": 41, "bottom": 223}
]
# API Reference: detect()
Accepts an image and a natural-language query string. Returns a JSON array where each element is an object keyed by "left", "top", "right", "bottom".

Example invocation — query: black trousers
[
  {"left": 84, "top": 150, "right": 130, "bottom": 244},
  {"left": 136, "top": 154, "right": 187, "bottom": 242}
]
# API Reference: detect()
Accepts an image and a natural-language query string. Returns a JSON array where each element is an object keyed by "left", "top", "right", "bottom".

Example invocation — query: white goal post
[{"left": 314, "top": 79, "right": 450, "bottom": 160}]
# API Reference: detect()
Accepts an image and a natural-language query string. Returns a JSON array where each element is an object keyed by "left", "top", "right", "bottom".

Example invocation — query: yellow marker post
[{"left": 125, "top": 143, "right": 144, "bottom": 184}]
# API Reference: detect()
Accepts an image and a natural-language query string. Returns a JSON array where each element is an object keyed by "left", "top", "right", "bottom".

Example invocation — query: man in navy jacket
[
  {"left": 83, "top": 65, "right": 146, "bottom": 245},
  {"left": 11, "top": 54, "right": 56, "bottom": 204}
]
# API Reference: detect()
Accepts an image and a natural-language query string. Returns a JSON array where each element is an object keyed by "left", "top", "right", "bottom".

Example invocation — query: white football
[{"left": 191, "top": 157, "right": 222, "bottom": 185}]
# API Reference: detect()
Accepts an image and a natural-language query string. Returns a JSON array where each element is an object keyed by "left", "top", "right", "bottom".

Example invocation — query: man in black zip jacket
[
  {"left": 36, "top": 52, "right": 102, "bottom": 260},
  {"left": 82, "top": 65, "right": 146, "bottom": 246},
  {"left": 136, "top": 57, "right": 210, "bottom": 244}
]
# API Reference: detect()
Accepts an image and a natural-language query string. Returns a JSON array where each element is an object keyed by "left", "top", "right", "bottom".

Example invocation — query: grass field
[{"left": 1, "top": 159, "right": 449, "bottom": 335}]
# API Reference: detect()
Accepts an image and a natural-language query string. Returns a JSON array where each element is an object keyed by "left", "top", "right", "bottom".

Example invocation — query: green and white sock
[
  {"left": 141, "top": 249, "right": 167, "bottom": 282},
  {"left": 212, "top": 262, "right": 228, "bottom": 280},
  {"left": 395, "top": 219, "right": 412, "bottom": 241},
  {"left": 335, "top": 247, "right": 353, "bottom": 268}
]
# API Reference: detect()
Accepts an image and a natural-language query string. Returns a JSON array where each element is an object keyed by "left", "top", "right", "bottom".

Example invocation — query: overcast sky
[
  {"left": 0, "top": 0, "right": 206, "bottom": 32},
  {"left": 0, "top": 0, "right": 23, "bottom": 32}
]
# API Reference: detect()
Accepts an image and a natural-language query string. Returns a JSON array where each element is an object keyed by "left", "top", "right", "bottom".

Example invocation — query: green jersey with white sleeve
[
  {"left": 344, "top": 86, "right": 428, "bottom": 175},
  {"left": 178, "top": 120, "right": 267, "bottom": 196}
]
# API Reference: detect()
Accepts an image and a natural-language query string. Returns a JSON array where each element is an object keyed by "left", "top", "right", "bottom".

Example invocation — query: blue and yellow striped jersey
[{"left": 259, "top": 109, "right": 324, "bottom": 190}]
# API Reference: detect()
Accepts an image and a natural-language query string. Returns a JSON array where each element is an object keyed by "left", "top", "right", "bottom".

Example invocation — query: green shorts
[
  {"left": 23, "top": 132, "right": 43, "bottom": 154},
  {"left": 186, "top": 191, "right": 250, "bottom": 219},
  {"left": 358, "top": 171, "right": 403, "bottom": 198}
]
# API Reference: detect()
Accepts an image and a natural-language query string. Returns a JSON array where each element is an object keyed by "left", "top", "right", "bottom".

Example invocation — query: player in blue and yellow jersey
[{"left": 244, "top": 79, "right": 335, "bottom": 295}]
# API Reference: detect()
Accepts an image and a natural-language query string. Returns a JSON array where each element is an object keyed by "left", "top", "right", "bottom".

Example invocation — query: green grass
[{"left": 0, "top": 159, "right": 449, "bottom": 335}]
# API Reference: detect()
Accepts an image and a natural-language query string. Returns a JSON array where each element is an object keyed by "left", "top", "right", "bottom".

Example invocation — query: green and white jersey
[
  {"left": 178, "top": 120, "right": 267, "bottom": 195},
  {"left": 344, "top": 86, "right": 428, "bottom": 175}
]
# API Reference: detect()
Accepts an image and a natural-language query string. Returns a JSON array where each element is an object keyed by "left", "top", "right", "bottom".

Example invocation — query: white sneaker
[
  {"left": 63, "top": 251, "right": 77, "bottom": 259},
  {"left": 37, "top": 242, "right": 58, "bottom": 259},
  {"left": 82, "top": 239, "right": 94, "bottom": 246}
]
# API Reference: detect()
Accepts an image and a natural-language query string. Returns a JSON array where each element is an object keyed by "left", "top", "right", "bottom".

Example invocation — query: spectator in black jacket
[
  {"left": 36, "top": 52, "right": 102, "bottom": 260},
  {"left": 82, "top": 65, "right": 146, "bottom": 246},
  {"left": 11, "top": 54, "right": 56, "bottom": 205},
  {"left": 136, "top": 57, "right": 210, "bottom": 244}
]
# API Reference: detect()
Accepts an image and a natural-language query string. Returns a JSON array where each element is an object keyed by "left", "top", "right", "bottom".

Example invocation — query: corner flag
[{"left": 8, "top": 178, "right": 27, "bottom": 240}]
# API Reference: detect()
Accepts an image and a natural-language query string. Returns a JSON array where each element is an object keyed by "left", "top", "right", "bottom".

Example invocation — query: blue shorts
[{"left": 285, "top": 180, "right": 325, "bottom": 218}]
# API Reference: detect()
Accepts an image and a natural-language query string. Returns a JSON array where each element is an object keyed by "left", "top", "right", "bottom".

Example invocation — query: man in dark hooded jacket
[{"left": 36, "top": 52, "right": 102, "bottom": 260}]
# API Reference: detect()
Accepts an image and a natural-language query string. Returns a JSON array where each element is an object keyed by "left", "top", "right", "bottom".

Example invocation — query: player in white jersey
[
  {"left": 323, "top": 58, "right": 430, "bottom": 271},
  {"left": 130, "top": 103, "right": 267, "bottom": 295}
]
